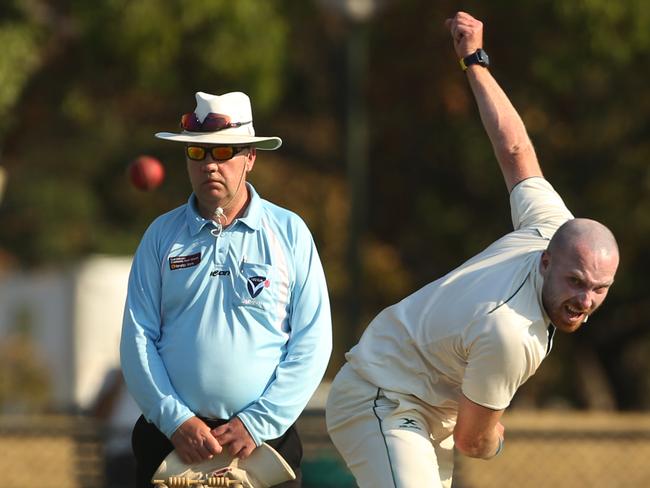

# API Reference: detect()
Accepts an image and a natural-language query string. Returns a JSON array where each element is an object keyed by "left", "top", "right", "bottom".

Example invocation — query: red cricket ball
[{"left": 129, "top": 155, "right": 165, "bottom": 191}]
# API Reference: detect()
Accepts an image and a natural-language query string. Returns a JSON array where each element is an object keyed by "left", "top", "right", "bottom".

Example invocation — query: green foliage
[
  {"left": 72, "top": 0, "right": 287, "bottom": 109},
  {"left": 0, "top": 3, "right": 46, "bottom": 135}
]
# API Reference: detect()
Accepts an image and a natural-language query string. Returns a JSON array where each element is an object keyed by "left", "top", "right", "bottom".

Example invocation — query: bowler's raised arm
[{"left": 446, "top": 11, "right": 543, "bottom": 192}]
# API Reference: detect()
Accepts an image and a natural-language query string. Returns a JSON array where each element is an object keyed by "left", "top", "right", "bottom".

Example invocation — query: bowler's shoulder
[
  {"left": 509, "top": 176, "right": 573, "bottom": 237},
  {"left": 510, "top": 175, "right": 555, "bottom": 194}
]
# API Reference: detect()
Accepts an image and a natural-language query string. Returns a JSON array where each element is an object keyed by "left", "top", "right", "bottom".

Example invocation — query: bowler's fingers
[{"left": 445, "top": 11, "right": 483, "bottom": 53}]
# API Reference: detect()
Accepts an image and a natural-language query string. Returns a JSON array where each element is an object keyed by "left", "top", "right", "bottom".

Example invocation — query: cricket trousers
[
  {"left": 326, "top": 363, "right": 455, "bottom": 488},
  {"left": 131, "top": 415, "right": 302, "bottom": 488}
]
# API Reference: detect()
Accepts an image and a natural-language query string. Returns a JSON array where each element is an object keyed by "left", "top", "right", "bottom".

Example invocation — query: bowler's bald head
[{"left": 547, "top": 218, "right": 619, "bottom": 266}]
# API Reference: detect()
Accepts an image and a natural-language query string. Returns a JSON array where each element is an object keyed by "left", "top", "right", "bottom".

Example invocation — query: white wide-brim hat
[{"left": 155, "top": 91, "right": 282, "bottom": 150}]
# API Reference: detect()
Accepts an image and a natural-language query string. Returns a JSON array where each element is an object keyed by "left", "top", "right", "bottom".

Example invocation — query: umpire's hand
[
  {"left": 171, "top": 416, "right": 223, "bottom": 464},
  {"left": 211, "top": 416, "right": 257, "bottom": 459}
]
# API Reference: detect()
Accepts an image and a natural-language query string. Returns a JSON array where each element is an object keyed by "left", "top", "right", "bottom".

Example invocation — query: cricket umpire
[
  {"left": 325, "top": 11, "right": 619, "bottom": 488},
  {"left": 120, "top": 91, "right": 332, "bottom": 487}
]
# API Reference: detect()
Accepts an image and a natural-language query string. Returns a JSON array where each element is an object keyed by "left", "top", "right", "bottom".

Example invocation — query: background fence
[
  {"left": 453, "top": 412, "right": 650, "bottom": 488},
  {"left": 0, "top": 415, "right": 104, "bottom": 488},
  {"left": 2, "top": 411, "right": 650, "bottom": 487}
]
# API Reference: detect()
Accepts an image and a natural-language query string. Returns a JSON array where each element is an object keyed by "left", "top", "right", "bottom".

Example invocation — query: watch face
[{"left": 477, "top": 49, "right": 489, "bottom": 66}]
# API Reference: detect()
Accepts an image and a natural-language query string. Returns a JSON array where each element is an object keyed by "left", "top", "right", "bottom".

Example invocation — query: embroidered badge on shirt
[
  {"left": 169, "top": 252, "right": 201, "bottom": 270},
  {"left": 247, "top": 275, "right": 270, "bottom": 298}
]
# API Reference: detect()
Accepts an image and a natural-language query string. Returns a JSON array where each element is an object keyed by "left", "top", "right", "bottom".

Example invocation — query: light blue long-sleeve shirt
[{"left": 120, "top": 184, "right": 332, "bottom": 445}]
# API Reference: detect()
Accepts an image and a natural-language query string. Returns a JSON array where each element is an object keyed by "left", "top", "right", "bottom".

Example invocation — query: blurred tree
[{"left": 0, "top": 1, "right": 47, "bottom": 137}]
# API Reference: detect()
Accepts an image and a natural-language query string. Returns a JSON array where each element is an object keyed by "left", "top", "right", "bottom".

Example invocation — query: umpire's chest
[{"left": 160, "top": 229, "right": 292, "bottom": 314}]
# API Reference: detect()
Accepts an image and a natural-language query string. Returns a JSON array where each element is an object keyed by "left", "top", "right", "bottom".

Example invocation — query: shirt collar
[
  {"left": 185, "top": 183, "right": 262, "bottom": 236},
  {"left": 533, "top": 252, "right": 552, "bottom": 327},
  {"left": 533, "top": 252, "right": 556, "bottom": 356},
  {"left": 238, "top": 183, "right": 262, "bottom": 231}
]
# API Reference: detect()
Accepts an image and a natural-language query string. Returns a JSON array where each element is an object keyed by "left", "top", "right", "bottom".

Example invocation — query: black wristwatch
[{"left": 460, "top": 48, "right": 490, "bottom": 71}]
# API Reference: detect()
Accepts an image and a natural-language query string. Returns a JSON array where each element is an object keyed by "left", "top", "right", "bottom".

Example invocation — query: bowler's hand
[
  {"left": 171, "top": 416, "right": 223, "bottom": 464},
  {"left": 211, "top": 417, "right": 256, "bottom": 459},
  {"left": 496, "top": 421, "right": 505, "bottom": 439},
  {"left": 445, "top": 11, "right": 484, "bottom": 59},
  {"left": 494, "top": 421, "right": 506, "bottom": 456}
]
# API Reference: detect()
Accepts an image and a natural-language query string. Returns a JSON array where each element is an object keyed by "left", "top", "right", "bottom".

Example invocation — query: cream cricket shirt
[{"left": 346, "top": 177, "right": 573, "bottom": 411}]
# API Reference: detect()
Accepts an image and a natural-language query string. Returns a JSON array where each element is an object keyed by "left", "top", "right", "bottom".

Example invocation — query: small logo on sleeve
[
  {"left": 169, "top": 252, "right": 201, "bottom": 270},
  {"left": 246, "top": 276, "right": 270, "bottom": 298}
]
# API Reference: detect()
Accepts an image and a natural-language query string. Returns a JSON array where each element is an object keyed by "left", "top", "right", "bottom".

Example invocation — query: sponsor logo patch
[
  {"left": 210, "top": 270, "right": 231, "bottom": 277},
  {"left": 169, "top": 252, "right": 201, "bottom": 270},
  {"left": 398, "top": 417, "right": 422, "bottom": 431},
  {"left": 246, "top": 275, "right": 270, "bottom": 298}
]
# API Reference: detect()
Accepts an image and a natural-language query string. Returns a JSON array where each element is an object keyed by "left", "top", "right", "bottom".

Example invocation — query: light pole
[{"left": 318, "top": 0, "right": 382, "bottom": 350}]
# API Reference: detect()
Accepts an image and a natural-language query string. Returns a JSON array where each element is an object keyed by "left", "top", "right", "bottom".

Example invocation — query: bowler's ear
[{"left": 540, "top": 250, "right": 551, "bottom": 275}]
